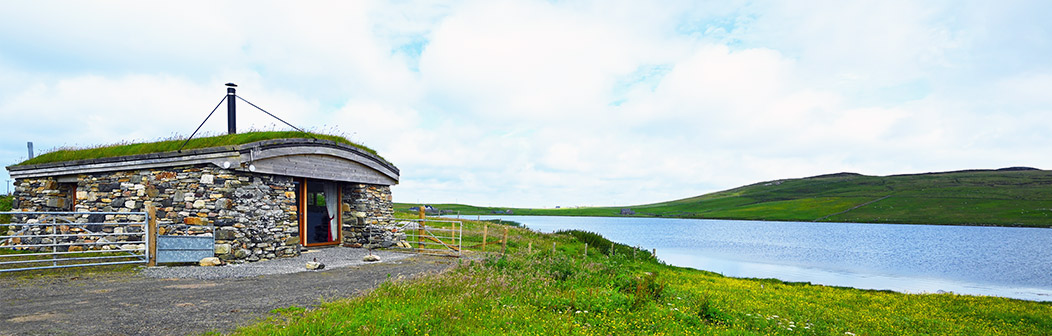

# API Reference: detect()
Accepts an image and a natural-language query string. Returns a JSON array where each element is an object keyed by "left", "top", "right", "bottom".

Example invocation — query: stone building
[{"left": 5, "top": 136, "right": 399, "bottom": 263}]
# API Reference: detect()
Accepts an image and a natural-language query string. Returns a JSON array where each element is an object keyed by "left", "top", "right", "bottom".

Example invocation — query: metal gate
[
  {"left": 365, "top": 218, "right": 463, "bottom": 256},
  {"left": 402, "top": 219, "right": 463, "bottom": 256},
  {"left": 0, "top": 211, "right": 150, "bottom": 273}
]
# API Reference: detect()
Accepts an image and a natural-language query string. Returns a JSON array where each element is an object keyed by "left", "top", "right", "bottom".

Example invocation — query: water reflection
[{"left": 660, "top": 248, "right": 1052, "bottom": 301}]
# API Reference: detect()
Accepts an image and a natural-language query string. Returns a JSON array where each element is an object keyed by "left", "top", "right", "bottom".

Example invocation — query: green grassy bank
[
  {"left": 397, "top": 168, "right": 1052, "bottom": 227},
  {"left": 231, "top": 219, "right": 1052, "bottom": 335},
  {"left": 1, "top": 195, "right": 11, "bottom": 235}
]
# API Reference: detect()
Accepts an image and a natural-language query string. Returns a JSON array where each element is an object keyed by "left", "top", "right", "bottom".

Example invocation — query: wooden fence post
[
  {"left": 418, "top": 222, "right": 426, "bottom": 252},
  {"left": 652, "top": 248, "right": 656, "bottom": 258},
  {"left": 481, "top": 224, "right": 488, "bottom": 252},
  {"left": 147, "top": 205, "right": 157, "bottom": 267},
  {"left": 584, "top": 243, "right": 588, "bottom": 257},
  {"left": 552, "top": 242, "right": 556, "bottom": 254},
  {"left": 417, "top": 206, "right": 425, "bottom": 252},
  {"left": 501, "top": 227, "right": 508, "bottom": 255},
  {"left": 528, "top": 242, "right": 532, "bottom": 254}
]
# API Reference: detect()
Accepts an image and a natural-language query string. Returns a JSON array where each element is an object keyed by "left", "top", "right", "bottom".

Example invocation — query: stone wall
[
  {"left": 10, "top": 165, "right": 300, "bottom": 263},
  {"left": 341, "top": 183, "right": 393, "bottom": 247},
  {"left": 10, "top": 166, "right": 398, "bottom": 262}
]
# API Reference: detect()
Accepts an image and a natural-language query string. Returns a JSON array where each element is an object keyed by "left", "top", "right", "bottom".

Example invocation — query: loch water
[{"left": 460, "top": 215, "right": 1052, "bottom": 301}]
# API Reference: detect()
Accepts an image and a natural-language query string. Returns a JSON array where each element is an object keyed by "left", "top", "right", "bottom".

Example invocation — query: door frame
[{"left": 298, "top": 178, "right": 342, "bottom": 247}]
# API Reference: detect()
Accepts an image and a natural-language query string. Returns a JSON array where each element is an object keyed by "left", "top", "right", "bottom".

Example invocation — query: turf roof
[{"left": 14, "top": 131, "right": 384, "bottom": 166}]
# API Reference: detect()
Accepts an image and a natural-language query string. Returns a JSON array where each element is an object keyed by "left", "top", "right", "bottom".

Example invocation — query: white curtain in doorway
[{"left": 324, "top": 183, "right": 339, "bottom": 242}]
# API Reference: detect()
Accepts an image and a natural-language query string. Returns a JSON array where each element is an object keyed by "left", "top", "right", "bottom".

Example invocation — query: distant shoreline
[{"left": 397, "top": 168, "right": 1052, "bottom": 228}]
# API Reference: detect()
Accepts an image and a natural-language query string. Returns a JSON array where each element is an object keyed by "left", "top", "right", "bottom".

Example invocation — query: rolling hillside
[{"left": 397, "top": 168, "right": 1052, "bottom": 227}]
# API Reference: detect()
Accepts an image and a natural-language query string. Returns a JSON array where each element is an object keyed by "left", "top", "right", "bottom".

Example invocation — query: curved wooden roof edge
[{"left": 6, "top": 138, "right": 400, "bottom": 185}]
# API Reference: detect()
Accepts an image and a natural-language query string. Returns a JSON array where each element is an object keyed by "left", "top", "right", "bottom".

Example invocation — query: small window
[
  {"left": 56, "top": 182, "right": 77, "bottom": 211},
  {"left": 306, "top": 192, "right": 326, "bottom": 206}
]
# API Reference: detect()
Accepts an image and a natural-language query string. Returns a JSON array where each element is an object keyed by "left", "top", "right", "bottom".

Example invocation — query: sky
[{"left": 0, "top": 1, "right": 1050, "bottom": 207}]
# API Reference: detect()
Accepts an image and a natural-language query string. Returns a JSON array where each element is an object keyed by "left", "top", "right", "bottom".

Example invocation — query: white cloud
[
  {"left": 419, "top": 0, "right": 688, "bottom": 122},
  {"left": 2, "top": 0, "right": 1051, "bottom": 207}
]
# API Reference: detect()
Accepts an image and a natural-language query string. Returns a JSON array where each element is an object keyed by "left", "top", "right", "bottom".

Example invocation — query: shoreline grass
[{"left": 230, "top": 217, "right": 1052, "bottom": 335}]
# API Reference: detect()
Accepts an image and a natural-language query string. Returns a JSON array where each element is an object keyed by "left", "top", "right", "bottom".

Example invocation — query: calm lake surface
[{"left": 459, "top": 215, "right": 1052, "bottom": 301}]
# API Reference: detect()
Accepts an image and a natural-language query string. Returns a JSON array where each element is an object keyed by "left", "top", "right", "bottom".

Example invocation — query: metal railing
[{"left": 0, "top": 211, "right": 150, "bottom": 273}]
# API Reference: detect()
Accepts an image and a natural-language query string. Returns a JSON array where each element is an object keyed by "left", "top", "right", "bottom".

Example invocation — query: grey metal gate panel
[
  {"left": 156, "top": 235, "right": 214, "bottom": 263},
  {"left": 1, "top": 211, "right": 149, "bottom": 273}
]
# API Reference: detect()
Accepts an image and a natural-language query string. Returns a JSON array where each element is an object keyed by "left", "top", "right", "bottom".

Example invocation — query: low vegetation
[
  {"left": 397, "top": 168, "right": 1052, "bottom": 227},
  {"left": 15, "top": 130, "right": 383, "bottom": 166},
  {"left": 231, "top": 218, "right": 1052, "bottom": 335},
  {"left": 0, "top": 195, "right": 11, "bottom": 235}
]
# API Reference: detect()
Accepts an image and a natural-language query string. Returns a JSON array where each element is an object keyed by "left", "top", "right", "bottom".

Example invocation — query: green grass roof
[{"left": 15, "top": 131, "right": 384, "bottom": 166}]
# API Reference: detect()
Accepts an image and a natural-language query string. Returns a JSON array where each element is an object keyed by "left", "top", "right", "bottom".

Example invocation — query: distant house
[
  {"left": 409, "top": 205, "right": 436, "bottom": 212},
  {"left": 490, "top": 209, "right": 514, "bottom": 215},
  {"left": 620, "top": 208, "right": 635, "bottom": 215},
  {"left": 409, "top": 205, "right": 437, "bottom": 211}
]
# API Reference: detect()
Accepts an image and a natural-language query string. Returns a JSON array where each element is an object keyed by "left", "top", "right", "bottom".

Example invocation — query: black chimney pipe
[{"left": 226, "top": 83, "right": 237, "bottom": 134}]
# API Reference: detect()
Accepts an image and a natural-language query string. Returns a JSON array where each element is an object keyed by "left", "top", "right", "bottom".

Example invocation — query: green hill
[{"left": 397, "top": 168, "right": 1052, "bottom": 227}]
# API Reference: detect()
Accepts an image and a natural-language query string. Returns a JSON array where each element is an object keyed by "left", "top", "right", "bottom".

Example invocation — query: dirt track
[{"left": 0, "top": 252, "right": 452, "bottom": 336}]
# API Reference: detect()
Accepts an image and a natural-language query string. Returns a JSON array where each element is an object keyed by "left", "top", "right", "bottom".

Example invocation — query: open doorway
[{"left": 298, "top": 179, "right": 341, "bottom": 246}]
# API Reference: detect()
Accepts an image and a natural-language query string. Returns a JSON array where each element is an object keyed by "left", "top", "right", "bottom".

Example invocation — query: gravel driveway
[{"left": 0, "top": 248, "right": 454, "bottom": 336}]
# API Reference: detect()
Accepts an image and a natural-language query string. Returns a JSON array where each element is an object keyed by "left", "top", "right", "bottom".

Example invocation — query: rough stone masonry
[{"left": 9, "top": 164, "right": 393, "bottom": 263}]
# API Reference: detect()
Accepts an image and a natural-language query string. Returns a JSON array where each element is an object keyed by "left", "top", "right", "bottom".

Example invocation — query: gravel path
[
  {"left": 141, "top": 248, "right": 415, "bottom": 280},
  {"left": 0, "top": 248, "right": 454, "bottom": 336}
]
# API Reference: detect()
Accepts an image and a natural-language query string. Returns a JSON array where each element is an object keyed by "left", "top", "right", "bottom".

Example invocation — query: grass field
[
  {"left": 231, "top": 218, "right": 1052, "bottom": 335},
  {"left": 397, "top": 169, "right": 1052, "bottom": 227}
]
